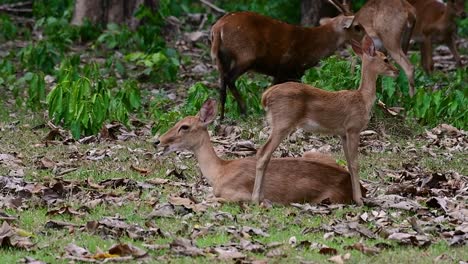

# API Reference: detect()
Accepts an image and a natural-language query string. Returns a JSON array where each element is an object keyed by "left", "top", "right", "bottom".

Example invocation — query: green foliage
[
  {"left": 408, "top": 69, "right": 467, "bottom": 129},
  {"left": 216, "top": 0, "right": 301, "bottom": 24},
  {"left": 125, "top": 50, "right": 180, "bottom": 83},
  {"left": 25, "top": 72, "right": 46, "bottom": 111},
  {"left": 302, "top": 56, "right": 361, "bottom": 91},
  {"left": 0, "top": 58, "right": 15, "bottom": 88},
  {"left": 18, "top": 41, "right": 62, "bottom": 74},
  {"left": 33, "top": 0, "right": 74, "bottom": 19},
  {"left": 457, "top": 18, "right": 468, "bottom": 37},
  {"left": 47, "top": 62, "right": 142, "bottom": 139},
  {"left": 0, "top": 14, "right": 17, "bottom": 41},
  {"left": 97, "top": 23, "right": 134, "bottom": 50},
  {"left": 151, "top": 77, "right": 266, "bottom": 134}
]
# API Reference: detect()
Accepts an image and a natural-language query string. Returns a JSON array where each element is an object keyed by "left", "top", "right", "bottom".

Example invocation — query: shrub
[
  {"left": 18, "top": 41, "right": 62, "bottom": 74},
  {"left": 0, "top": 14, "right": 17, "bottom": 41},
  {"left": 47, "top": 62, "right": 142, "bottom": 139},
  {"left": 125, "top": 49, "right": 180, "bottom": 83}
]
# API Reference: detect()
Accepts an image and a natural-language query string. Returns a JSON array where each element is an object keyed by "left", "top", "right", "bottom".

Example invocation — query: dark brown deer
[{"left": 210, "top": 11, "right": 364, "bottom": 119}]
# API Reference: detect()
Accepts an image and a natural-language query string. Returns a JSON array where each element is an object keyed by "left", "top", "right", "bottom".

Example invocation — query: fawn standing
[
  {"left": 254, "top": 36, "right": 398, "bottom": 205},
  {"left": 155, "top": 99, "right": 363, "bottom": 204}
]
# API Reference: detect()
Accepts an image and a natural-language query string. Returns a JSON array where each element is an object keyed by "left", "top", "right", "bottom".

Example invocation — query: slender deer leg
[
  {"left": 387, "top": 48, "right": 415, "bottom": 97},
  {"left": 401, "top": 14, "right": 415, "bottom": 55},
  {"left": 227, "top": 80, "right": 247, "bottom": 115},
  {"left": 422, "top": 36, "right": 433, "bottom": 74},
  {"left": 345, "top": 131, "right": 363, "bottom": 205},
  {"left": 341, "top": 135, "right": 351, "bottom": 173},
  {"left": 447, "top": 35, "right": 462, "bottom": 68},
  {"left": 254, "top": 127, "right": 290, "bottom": 203},
  {"left": 219, "top": 77, "right": 228, "bottom": 120}
]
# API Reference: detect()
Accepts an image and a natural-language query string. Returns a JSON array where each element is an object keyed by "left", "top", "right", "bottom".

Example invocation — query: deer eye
[
  {"left": 384, "top": 58, "right": 389, "bottom": 63},
  {"left": 179, "top": 125, "right": 190, "bottom": 132},
  {"left": 354, "top": 25, "right": 361, "bottom": 32}
]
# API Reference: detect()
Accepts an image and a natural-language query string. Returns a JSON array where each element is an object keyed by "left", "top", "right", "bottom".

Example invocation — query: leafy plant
[
  {"left": 18, "top": 41, "right": 62, "bottom": 74},
  {"left": 0, "top": 14, "right": 17, "bottom": 41},
  {"left": 125, "top": 50, "right": 180, "bottom": 83},
  {"left": 97, "top": 23, "right": 134, "bottom": 50},
  {"left": 47, "top": 63, "right": 142, "bottom": 138},
  {"left": 151, "top": 77, "right": 266, "bottom": 134},
  {"left": 408, "top": 69, "right": 467, "bottom": 129},
  {"left": 33, "top": 0, "right": 74, "bottom": 19},
  {"left": 0, "top": 59, "right": 15, "bottom": 88},
  {"left": 24, "top": 72, "right": 46, "bottom": 110}
]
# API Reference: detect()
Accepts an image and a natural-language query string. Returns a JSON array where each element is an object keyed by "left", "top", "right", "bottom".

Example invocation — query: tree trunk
[
  {"left": 301, "top": 0, "right": 348, "bottom": 26},
  {"left": 71, "top": 0, "right": 158, "bottom": 29},
  {"left": 301, "top": 0, "right": 322, "bottom": 26}
]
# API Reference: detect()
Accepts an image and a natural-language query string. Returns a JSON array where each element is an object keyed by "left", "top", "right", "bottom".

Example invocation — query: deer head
[
  {"left": 320, "top": 15, "right": 365, "bottom": 43},
  {"left": 154, "top": 99, "right": 217, "bottom": 155},
  {"left": 351, "top": 35, "right": 399, "bottom": 78}
]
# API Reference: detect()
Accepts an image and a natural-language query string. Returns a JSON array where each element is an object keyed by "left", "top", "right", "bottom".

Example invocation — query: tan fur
[
  {"left": 210, "top": 11, "right": 364, "bottom": 119},
  {"left": 407, "top": 0, "right": 465, "bottom": 73},
  {"left": 330, "top": 0, "right": 417, "bottom": 96},
  {"left": 156, "top": 101, "right": 363, "bottom": 205},
  {"left": 254, "top": 36, "right": 398, "bottom": 206}
]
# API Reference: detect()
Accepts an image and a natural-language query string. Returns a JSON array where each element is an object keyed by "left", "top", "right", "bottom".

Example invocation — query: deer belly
[{"left": 301, "top": 120, "right": 332, "bottom": 134}]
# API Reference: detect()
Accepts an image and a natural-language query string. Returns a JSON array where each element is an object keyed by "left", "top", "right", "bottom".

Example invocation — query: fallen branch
[
  {"left": 199, "top": 0, "right": 226, "bottom": 14},
  {"left": 0, "top": 1, "right": 32, "bottom": 13}
]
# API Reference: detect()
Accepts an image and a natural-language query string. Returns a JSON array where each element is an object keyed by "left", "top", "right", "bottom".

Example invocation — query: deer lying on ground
[
  {"left": 253, "top": 36, "right": 398, "bottom": 206},
  {"left": 329, "top": 0, "right": 417, "bottom": 96},
  {"left": 407, "top": 0, "right": 466, "bottom": 73},
  {"left": 154, "top": 99, "right": 364, "bottom": 204},
  {"left": 210, "top": 11, "right": 364, "bottom": 119}
]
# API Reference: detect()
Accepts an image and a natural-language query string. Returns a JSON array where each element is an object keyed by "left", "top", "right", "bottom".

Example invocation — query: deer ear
[
  {"left": 362, "top": 35, "right": 376, "bottom": 56},
  {"left": 351, "top": 39, "right": 363, "bottom": 57},
  {"left": 319, "top": 17, "right": 333, "bottom": 25},
  {"left": 198, "top": 99, "right": 217, "bottom": 126},
  {"left": 341, "top": 16, "right": 355, "bottom": 29}
]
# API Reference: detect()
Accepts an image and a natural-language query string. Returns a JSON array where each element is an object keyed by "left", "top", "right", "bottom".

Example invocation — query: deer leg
[
  {"left": 227, "top": 80, "right": 247, "bottom": 116},
  {"left": 422, "top": 36, "right": 433, "bottom": 74},
  {"left": 254, "top": 127, "right": 290, "bottom": 203},
  {"left": 402, "top": 13, "right": 416, "bottom": 55},
  {"left": 387, "top": 48, "right": 415, "bottom": 97},
  {"left": 219, "top": 76, "right": 228, "bottom": 120},
  {"left": 345, "top": 132, "right": 363, "bottom": 206},
  {"left": 341, "top": 135, "right": 351, "bottom": 173},
  {"left": 447, "top": 35, "right": 462, "bottom": 68}
]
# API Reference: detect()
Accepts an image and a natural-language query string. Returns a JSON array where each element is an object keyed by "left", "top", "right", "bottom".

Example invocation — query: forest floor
[{"left": 1, "top": 11, "right": 468, "bottom": 264}]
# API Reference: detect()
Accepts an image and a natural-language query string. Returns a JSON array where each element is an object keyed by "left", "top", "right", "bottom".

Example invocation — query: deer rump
[{"left": 217, "top": 157, "right": 366, "bottom": 205}]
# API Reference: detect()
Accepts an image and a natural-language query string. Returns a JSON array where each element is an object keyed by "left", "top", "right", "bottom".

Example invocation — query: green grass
[{"left": 1, "top": 112, "right": 467, "bottom": 263}]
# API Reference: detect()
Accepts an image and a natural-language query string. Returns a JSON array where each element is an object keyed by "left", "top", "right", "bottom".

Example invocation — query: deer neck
[
  {"left": 192, "top": 131, "right": 223, "bottom": 186},
  {"left": 357, "top": 59, "right": 378, "bottom": 111},
  {"left": 304, "top": 25, "right": 343, "bottom": 61}
]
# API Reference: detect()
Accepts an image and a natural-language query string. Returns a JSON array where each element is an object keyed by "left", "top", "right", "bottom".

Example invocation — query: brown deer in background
[
  {"left": 154, "top": 99, "right": 363, "bottom": 204},
  {"left": 253, "top": 36, "right": 398, "bottom": 205},
  {"left": 329, "top": 0, "right": 417, "bottom": 96},
  {"left": 210, "top": 11, "right": 364, "bottom": 119},
  {"left": 408, "top": 0, "right": 466, "bottom": 73}
]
